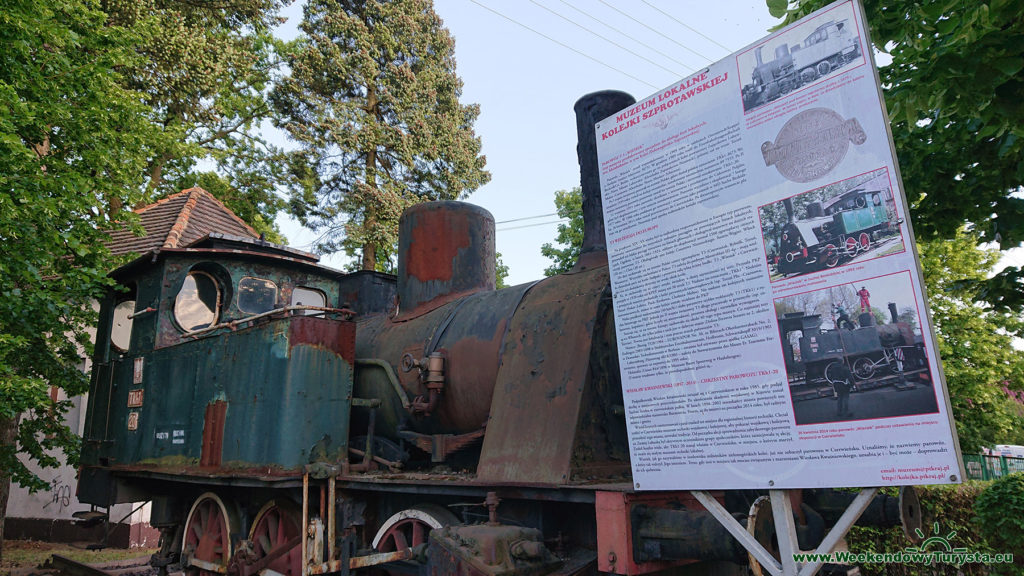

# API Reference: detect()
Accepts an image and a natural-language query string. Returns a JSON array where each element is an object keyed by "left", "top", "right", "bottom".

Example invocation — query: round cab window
[{"left": 174, "top": 272, "right": 220, "bottom": 331}]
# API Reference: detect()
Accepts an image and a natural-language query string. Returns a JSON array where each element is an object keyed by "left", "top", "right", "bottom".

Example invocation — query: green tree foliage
[
  {"left": 975, "top": 472, "right": 1024, "bottom": 562},
  {"left": 768, "top": 0, "right": 1024, "bottom": 309},
  {"left": 102, "top": 0, "right": 291, "bottom": 237},
  {"left": 0, "top": 0, "right": 163, "bottom": 558},
  {"left": 540, "top": 187, "right": 584, "bottom": 276},
  {"left": 272, "top": 0, "right": 490, "bottom": 271},
  {"left": 495, "top": 252, "right": 510, "bottom": 289},
  {"left": 918, "top": 232, "right": 1024, "bottom": 452}
]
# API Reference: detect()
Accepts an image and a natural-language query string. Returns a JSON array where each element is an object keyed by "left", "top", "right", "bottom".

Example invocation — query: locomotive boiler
[{"left": 79, "top": 91, "right": 916, "bottom": 576}]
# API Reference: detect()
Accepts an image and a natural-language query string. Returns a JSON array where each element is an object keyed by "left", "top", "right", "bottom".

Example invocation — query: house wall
[{"left": 4, "top": 309, "right": 159, "bottom": 548}]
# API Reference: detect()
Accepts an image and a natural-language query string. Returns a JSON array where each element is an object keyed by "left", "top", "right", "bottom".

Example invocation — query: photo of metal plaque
[{"left": 761, "top": 107, "right": 866, "bottom": 183}]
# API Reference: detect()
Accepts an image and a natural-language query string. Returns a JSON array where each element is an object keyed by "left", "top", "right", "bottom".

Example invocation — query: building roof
[{"left": 106, "top": 187, "right": 260, "bottom": 257}]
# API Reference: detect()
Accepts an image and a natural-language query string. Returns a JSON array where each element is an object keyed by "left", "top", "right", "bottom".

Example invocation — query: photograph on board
[
  {"left": 760, "top": 167, "right": 906, "bottom": 282},
  {"left": 737, "top": 0, "right": 865, "bottom": 112},
  {"left": 774, "top": 272, "right": 939, "bottom": 425}
]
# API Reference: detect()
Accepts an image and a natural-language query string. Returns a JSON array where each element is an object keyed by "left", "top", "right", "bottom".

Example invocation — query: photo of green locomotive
[{"left": 760, "top": 169, "right": 906, "bottom": 280}]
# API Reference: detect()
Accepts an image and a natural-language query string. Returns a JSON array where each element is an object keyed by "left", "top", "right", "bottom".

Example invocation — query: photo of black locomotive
[{"left": 741, "top": 16, "right": 862, "bottom": 111}]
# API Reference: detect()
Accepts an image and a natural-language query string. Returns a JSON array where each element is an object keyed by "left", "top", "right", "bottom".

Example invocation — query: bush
[
  {"left": 975, "top": 472, "right": 1024, "bottom": 560},
  {"left": 844, "top": 483, "right": 1001, "bottom": 576}
]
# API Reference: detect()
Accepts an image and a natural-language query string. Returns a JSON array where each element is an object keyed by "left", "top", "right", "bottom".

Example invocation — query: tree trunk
[{"left": 0, "top": 415, "right": 20, "bottom": 562}]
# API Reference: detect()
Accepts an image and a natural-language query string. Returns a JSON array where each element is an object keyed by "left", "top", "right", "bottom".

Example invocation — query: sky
[{"left": 273, "top": 1, "right": 786, "bottom": 284}]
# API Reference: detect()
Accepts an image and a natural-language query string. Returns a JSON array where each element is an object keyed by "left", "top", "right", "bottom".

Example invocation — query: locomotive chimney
[
  {"left": 396, "top": 201, "right": 495, "bottom": 318},
  {"left": 573, "top": 90, "right": 636, "bottom": 270},
  {"left": 783, "top": 197, "right": 795, "bottom": 223},
  {"left": 888, "top": 302, "right": 899, "bottom": 324}
]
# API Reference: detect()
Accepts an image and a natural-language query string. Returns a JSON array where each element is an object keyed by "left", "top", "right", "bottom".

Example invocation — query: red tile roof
[{"left": 106, "top": 187, "right": 260, "bottom": 256}]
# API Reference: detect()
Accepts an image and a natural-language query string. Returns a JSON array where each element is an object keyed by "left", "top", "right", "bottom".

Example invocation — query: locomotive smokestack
[
  {"left": 755, "top": 46, "right": 764, "bottom": 66},
  {"left": 573, "top": 90, "right": 636, "bottom": 270},
  {"left": 888, "top": 302, "right": 899, "bottom": 324},
  {"left": 783, "top": 197, "right": 795, "bottom": 223}
]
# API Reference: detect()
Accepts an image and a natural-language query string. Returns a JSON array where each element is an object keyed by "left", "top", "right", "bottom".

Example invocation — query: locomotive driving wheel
[
  {"left": 248, "top": 500, "right": 302, "bottom": 576},
  {"left": 822, "top": 244, "right": 840, "bottom": 268},
  {"left": 182, "top": 492, "right": 236, "bottom": 576},
  {"left": 371, "top": 504, "right": 459, "bottom": 573}
]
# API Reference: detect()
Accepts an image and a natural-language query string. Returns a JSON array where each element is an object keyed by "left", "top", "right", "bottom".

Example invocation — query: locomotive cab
[{"left": 81, "top": 234, "right": 357, "bottom": 504}]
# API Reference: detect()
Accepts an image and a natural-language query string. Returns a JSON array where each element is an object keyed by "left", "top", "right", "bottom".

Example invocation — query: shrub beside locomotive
[{"left": 79, "top": 92, "right": 917, "bottom": 576}]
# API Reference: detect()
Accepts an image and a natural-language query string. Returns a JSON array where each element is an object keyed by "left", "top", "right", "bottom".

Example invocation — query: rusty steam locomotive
[{"left": 80, "top": 92, "right": 915, "bottom": 576}]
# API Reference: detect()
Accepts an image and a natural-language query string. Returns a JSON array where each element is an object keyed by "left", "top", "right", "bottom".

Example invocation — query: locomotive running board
[{"left": 691, "top": 488, "right": 878, "bottom": 576}]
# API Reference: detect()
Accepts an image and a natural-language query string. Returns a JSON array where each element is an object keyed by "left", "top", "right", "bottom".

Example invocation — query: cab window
[
  {"left": 174, "top": 272, "right": 221, "bottom": 331},
  {"left": 238, "top": 277, "right": 278, "bottom": 314},
  {"left": 111, "top": 300, "right": 135, "bottom": 352},
  {"left": 290, "top": 287, "right": 326, "bottom": 315}
]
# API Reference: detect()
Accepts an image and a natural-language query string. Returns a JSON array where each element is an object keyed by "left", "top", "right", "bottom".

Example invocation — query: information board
[{"left": 597, "top": 0, "right": 962, "bottom": 490}]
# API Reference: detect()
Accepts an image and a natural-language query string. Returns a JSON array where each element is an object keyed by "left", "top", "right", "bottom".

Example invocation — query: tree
[
  {"left": 541, "top": 187, "right": 584, "bottom": 276},
  {"left": 495, "top": 252, "right": 510, "bottom": 289},
  {"left": 918, "top": 231, "right": 1024, "bottom": 452},
  {"left": 768, "top": 0, "right": 1024, "bottom": 309},
  {"left": 102, "top": 0, "right": 291, "bottom": 233},
  {"left": 0, "top": 0, "right": 162, "bottom": 558},
  {"left": 272, "top": 0, "right": 490, "bottom": 271}
]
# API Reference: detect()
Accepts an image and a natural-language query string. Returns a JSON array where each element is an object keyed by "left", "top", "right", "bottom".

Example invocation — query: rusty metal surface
[
  {"left": 353, "top": 282, "right": 533, "bottom": 442},
  {"left": 476, "top": 266, "right": 613, "bottom": 485},
  {"left": 396, "top": 201, "right": 495, "bottom": 317},
  {"left": 85, "top": 314, "right": 354, "bottom": 475},
  {"left": 200, "top": 400, "right": 227, "bottom": 467},
  {"left": 595, "top": 491, "right": 721, "bottom": 575},
  {"left": 427, "top": 524, "right": 561, "bottom": 576}
]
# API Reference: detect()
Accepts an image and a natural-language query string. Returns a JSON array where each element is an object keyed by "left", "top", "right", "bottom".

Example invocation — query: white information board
[{"left": 597, "top": 0, "right": 962, "bottom": 490}]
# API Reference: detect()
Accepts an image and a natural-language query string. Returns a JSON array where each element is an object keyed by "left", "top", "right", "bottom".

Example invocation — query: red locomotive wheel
[
  {"left": 823, "top": 245, "right": 840, "bottom": 268},
  {"left": 249, "top": 500, "right": 302, "bottom": 576},
  {"left": 182, "top": 493, "right": 235, "bottom": 576},
  {"left": 859, "top": 232, "right": 871, "bottom": 251},
  {"left": 372, "top": 504, "right": 459, "bottom": 552},
  {"left": 844, "top": 236, "right": 859, "bottom": 257}
]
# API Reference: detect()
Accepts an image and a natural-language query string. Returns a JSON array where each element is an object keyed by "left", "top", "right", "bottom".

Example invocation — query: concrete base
[{"left": 4, "top": 517, "right": 160, "bottom": 549}]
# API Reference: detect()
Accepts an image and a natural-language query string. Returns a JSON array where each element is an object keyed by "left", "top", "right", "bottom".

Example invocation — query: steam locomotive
[
  {"left": 774, "top": 188, "right": 900, "bottom": 276},
  {"left": 778, "top": 305, "right": 928, "bottom": 396},
  {"left": 79, "top": 92, "right": 915, "bottom": 576},
  {"left": 742, "top": 20, "right": 860, "bottom": 111}
]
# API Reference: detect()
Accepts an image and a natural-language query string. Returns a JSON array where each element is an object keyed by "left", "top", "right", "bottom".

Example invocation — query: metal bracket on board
[{"left": 691, "top": 488, "right": 879, "bottom": 576}]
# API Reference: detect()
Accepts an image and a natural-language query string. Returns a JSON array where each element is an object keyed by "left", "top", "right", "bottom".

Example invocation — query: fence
[{"left": 963, "top": 453, "right": 1024, "bottom": 481}]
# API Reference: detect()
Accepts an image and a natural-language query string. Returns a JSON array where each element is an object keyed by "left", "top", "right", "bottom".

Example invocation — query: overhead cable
[
  {"left": 596, "top": 0, "right": 715, "bottom": 64},
  {"left": 639, "top": 0, "right": 733, "bottom": 53},
  {"left": 529, "top": 0, "right": 689, "bottom": 77},
  {"left": 467, "top": 0, "right": 660, "bottom": 89},
  {"left": 556, "top": 0, "right": 694, "bottom": 72}
]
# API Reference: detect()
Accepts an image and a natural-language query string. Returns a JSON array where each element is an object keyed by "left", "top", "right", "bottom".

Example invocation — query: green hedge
[{"left": 843, "top": 477, "right": 1022, "bottom": 575}]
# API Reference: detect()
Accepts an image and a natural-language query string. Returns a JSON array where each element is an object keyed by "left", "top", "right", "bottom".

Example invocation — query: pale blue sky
[{"left": 273, "top": 1, "right": 784, "bottom": 283}]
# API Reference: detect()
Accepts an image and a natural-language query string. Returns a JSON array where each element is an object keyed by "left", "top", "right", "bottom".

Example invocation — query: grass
[{"left": 1, "top": 540, "right": 156, "bottom": 576}]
